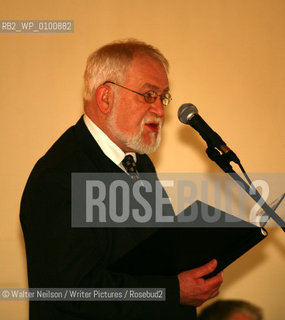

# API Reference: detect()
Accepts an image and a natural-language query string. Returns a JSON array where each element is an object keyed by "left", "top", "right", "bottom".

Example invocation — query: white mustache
[{"left": 142, "top": 116, "right": 162, "bottom": 129}]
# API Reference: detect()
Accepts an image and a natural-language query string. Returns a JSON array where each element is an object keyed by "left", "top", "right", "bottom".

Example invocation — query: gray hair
[{"left": 83, "top": 39, "right": 169, "bottom": 103}]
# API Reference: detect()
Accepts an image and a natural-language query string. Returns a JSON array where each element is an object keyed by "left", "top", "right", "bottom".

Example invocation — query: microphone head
[{"left": 178, "top": 103, "right": 198, "bottom": 124}]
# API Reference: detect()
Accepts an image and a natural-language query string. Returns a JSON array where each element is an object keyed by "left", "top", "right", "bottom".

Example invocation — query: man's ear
[{"left": 95, "top": 84, "right": 114, "bottom": 114}]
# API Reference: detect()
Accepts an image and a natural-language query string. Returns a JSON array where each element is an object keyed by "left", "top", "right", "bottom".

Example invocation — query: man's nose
[{"left": 149, "top": 98, "right": 164, "bottom": 118}]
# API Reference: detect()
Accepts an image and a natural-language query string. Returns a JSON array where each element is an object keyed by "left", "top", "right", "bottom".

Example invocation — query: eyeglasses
[{"left": 103, "top": 81, "right": 172, "bottom": 106}]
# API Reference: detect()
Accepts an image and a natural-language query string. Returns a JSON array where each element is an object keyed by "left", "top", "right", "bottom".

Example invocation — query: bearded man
[{"left": 20, "top": 39, "right": 222, "bottom": 320}]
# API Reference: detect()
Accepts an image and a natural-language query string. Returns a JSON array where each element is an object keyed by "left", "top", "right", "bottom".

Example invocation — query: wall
[{"left": 0, "top": 0, "right": 284, "bottom": 318}]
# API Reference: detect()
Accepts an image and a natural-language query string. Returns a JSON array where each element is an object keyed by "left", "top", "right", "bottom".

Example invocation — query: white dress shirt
[{"left": 83, "top": 114, "right": 136, "bottom": 172}]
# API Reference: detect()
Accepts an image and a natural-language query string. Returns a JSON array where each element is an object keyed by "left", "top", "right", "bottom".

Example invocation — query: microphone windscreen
[{"left": 178, "top": 103, "right": 198, "bottom": 124}]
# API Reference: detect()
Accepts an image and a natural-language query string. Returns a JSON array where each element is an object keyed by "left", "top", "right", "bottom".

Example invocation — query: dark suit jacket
[{"left": 20, "top": 117, "right": 196, "bottom": 319}]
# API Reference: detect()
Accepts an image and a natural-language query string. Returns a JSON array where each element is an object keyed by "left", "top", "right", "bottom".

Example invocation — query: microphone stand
[{"left": 206, "top": 146, "right": 285, "bottom": 232}]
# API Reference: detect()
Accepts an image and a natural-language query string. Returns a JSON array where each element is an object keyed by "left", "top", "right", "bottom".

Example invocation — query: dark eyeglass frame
[{"left": 103, "top": 81, "right": 172, "bottom": 106}]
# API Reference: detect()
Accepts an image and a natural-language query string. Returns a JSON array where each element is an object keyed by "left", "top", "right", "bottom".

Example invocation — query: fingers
[
  {"left": 178, "top": 260, "right": 223, "bottom": 307},
  {"left": 178, "top": 267, "right": 223, "bottom": 307},
  {"left": 190, "top": 259, "right": 218, "bottom": 278},
  {"left": 209, "top": 288, "right": 220, "bottom": 299},
  {"left": 204, "top": 271, "right": 223, "bottom": 288},
  {"left": 208, "top": 273, "right": 223, "bottom": 298}
]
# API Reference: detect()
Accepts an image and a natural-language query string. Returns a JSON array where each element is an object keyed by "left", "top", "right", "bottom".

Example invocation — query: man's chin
[
  {"left": 127, "top": 134, "right": 161, "bottom": 154},
  {"left": 109, "top": 122, "right": 161, "bottom": 154},
  {"left": 134, "top": 144, "right": 159, "bottom": 155}
]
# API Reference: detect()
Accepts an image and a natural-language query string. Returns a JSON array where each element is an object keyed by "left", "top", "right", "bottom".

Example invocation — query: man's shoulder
[
  {"left": 26, "top": 117, "right": 99, "bottom": 183},
  {"left": 34, "top": 121, "right": 81, "bottom": 171}
]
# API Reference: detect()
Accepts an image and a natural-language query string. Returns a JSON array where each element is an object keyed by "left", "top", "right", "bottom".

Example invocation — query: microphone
[{"left": 178, "top": 103, "right": 240, "bottom": 164}]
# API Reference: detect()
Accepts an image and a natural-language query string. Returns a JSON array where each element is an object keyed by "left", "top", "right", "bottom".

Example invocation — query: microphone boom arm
[{"left": 206, "top": 147, "right": 285, "bottom": 231}]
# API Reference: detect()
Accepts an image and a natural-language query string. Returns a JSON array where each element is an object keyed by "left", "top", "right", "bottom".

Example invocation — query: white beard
[{"left": 106, "top": 109, "right": 162, "bottom": 154}]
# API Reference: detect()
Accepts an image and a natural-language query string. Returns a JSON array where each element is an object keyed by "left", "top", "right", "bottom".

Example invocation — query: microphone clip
[{"left": 206, "top": 147, "right": 234, "bottom": 173}]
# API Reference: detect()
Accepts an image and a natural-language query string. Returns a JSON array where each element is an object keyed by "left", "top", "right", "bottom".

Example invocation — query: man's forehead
[{"left": 126, "top": 55, "right": 169, "bottom": 90}]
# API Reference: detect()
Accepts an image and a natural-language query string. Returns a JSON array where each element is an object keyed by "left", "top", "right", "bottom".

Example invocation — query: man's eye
[{"left": 145, "top": 91, "right": 157, "bottom": 98}]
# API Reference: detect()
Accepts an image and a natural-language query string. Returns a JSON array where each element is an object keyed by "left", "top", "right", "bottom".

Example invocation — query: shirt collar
[{"left": 83, "top": 114, "right": 136, "bottom": 168}]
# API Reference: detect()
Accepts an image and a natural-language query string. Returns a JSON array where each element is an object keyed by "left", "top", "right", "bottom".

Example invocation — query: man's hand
[{"left": 178, "top": 259, "right": 223, "bottom": 307}]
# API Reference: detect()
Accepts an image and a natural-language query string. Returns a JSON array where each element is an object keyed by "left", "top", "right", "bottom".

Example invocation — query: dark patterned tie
[{"left": 122, "top": 155, "right": 140, "bottom": 181}]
